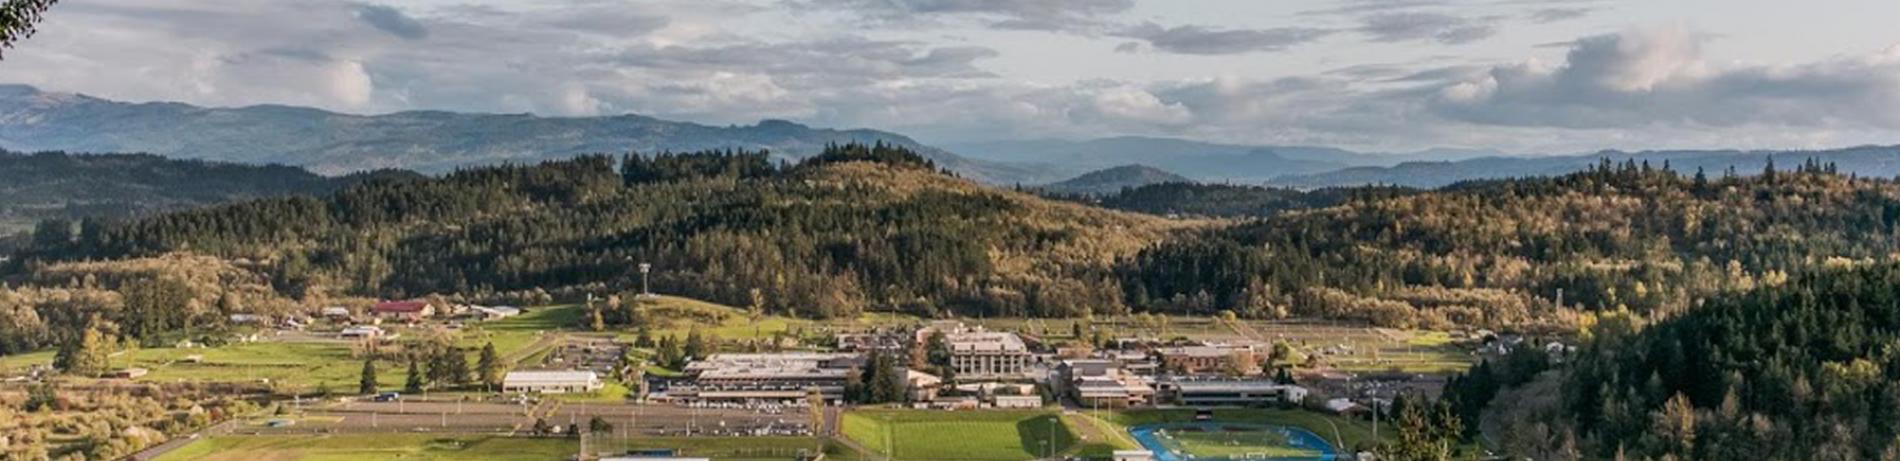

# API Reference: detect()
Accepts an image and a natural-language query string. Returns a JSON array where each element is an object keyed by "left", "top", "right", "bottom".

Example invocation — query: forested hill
[
  {"left": 1119, "top": 159, "right": 1900, "bottom": 330},
  {"left": 1476, "top": 262, "right": 1900, "bottom": 460},
  {"left": 1039, "top": 164, "right": 1190, "bottom": 196},
  {"left": 0, "top": 150, "right": 416, "bottom": 237},
  {"left": 1086, "top": 182, "right": 1411, "bottom": 218},
  {"left": 1270, "top": 144, "right": 1900, "bottom": 189},
  {"left": 15, "top": 144, "right": 1187, "bottom": 320}
]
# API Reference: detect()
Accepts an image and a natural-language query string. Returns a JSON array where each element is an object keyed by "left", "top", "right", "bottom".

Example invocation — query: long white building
[
  {"left": 1155, "top": 377, "right": 1307, "bottom": 407},
  {"left": 502, "top": 370, "right": 603, "bottom": 394},
  {"left": 670, "top": 353, "right": 863, "bottom": 403}
]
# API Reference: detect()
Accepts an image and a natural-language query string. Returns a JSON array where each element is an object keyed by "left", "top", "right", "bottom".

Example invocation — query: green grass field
[
  {"left": 841, "top": 410, "right": 1084, "bottom": 461},
  {"left": 1153, "top": 425, "right": 1318, "bottom": 458},
  {"left": 152, "top": 434, "right": 576, "bottom": 461},
  {"left": 457, "top": 304, "right": 588, "bottom": 365},
  {"left": 154, "top": 434, "right": 823, "bottom": 461},
  {"left": 0, "top": 305, "right": 587, "bottom": 394},
  {"left": 1094, "top": 408, "right": 1384, "bottom": 453},
  {"left": 0, "top": 341, "right": 411, "bottom": 393}
]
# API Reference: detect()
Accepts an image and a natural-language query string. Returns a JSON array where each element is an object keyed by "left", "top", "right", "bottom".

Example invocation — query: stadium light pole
[{"left": 639, "top": 262, "right": 652, "bottom": 296}]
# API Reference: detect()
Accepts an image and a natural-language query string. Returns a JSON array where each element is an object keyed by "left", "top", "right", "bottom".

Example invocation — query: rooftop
[
  {"left": 1157, "top": 346, "right": 1231, "bottom": 358},
  {"left": 948, "top": 331, "right": 1026, "bottom": 353},
  {"left": 373, "top": 300, "right": 430, "bottom": 313},
  {"left": 685, "top": 353, "right": 861, "bottom": 381},
  {"left": 504, "top": 370, "right": 600, "bottom": 384}
]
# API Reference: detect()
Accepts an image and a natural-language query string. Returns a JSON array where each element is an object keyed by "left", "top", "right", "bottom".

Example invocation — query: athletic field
[{"left": 1129, "top": 421, "right": 1337, "bottom": 461}]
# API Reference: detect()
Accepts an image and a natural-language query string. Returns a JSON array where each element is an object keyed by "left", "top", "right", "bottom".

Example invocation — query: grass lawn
[
  {"left": 552, "top": 381, "right": 631, "bottom": 402},
  {"left": 157, "top": 434, "right": 824, "bottom": 461},
  {"left": 1158, "top": 425, "right": 1319, "bottom": 458},
  {"left": 152, "top": 434, "right": 576, "bottom": 461},
  {"left": 0, "top": 305, "right": 591, "bottom": 393},
  {"left": 1094, "top": 408, "right": 1384, "bottom": 453},
  {"left": 460, "top": 304, "right": 584, "bottom": 359},
  {"left": 589, "top": 436, "right": 823, "bottom": 460},
  {"left": 841, "top": 410, "right": 1079, "bottom": 461},
  {"left": 0, "top": 341, "right": 410, "bottom": 393}
]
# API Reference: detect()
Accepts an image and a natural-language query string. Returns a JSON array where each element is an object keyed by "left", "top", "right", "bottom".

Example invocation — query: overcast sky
[{"left": 5, "top": 0, "right": 1900, "bottom": 154}]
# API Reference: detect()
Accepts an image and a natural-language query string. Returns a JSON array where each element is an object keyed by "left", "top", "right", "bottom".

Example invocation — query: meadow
[
  {"left": 152, "top": 434, "right": 576, "bottom": 461},
  {"left": 153, "top": 434, "right": 824, "bottom": 461},
  {"left": 841, "top": 409, "right": 1097, "bottom": 461}
]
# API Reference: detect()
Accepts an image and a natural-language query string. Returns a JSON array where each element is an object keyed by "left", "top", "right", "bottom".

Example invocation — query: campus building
[
  {"left": 503, "top": 370, "right": 604, "bottom": 394},
  {"left": 669, "top": 353, "right": 863, "bottom": 403},
  {"left": 372, "top": 300, "right": 435, "bottom": 321},
  {"left": 1156, "top": 346, "right": 1247, "bottom": 374},
  {"left": 1155, "top": 377, "right": 1307, "bottom": 407},
  {"left": 947, "top": 331, "right": 1032, "bottom": 380},
  {"left": 1059, "top": 359, "right": 1156, "bottom": 409}
]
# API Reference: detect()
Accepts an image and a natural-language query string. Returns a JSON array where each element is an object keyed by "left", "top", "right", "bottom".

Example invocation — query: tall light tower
[{"left": 638, "top": 262, "right": 652, "bottom": 297}]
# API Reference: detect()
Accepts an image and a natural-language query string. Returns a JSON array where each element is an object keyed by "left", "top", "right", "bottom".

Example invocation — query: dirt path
[
  {"left": 1067, "top": 411, "right": 1141, "bottom": 454},
  {"left": 1221, "top": 317, "right": 1262, "bottom": 342},
  {"left": 503, "top": 333, "right": 563, "bottom": 366}
]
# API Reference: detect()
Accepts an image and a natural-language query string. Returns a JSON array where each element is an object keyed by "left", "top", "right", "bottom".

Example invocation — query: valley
[{"left": 4, "top": 143, "right": 1893, "bottom": 461}]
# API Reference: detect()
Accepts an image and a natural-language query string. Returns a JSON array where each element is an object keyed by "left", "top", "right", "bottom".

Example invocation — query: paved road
[{"left": 128, "top": 419, "right": 237, "bottom": 460}]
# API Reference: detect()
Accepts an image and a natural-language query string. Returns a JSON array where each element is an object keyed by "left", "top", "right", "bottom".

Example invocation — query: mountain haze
[
  {"left": 0, "top": 85, "right": 1054, "bottom": 184},
  {"left": 1271, "top": 145, "right": 1900, "bottom": 189},
  {"left": 1040, "top": 164, "right": 1192, "bottom": 196},
  {"left": 950, "top": 136, "right": 1504, "bottom": 184}
]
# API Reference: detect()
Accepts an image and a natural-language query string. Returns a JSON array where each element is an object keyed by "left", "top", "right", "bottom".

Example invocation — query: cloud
[
  {"left": 354, "top": 4, "right": 427, "bottom": 40},
  {"left": 1428, "top": 27, "right": 1900, "bottom": 130},
  {"left": 1299, "top": 0, "right": 1448, "bottom": 16},
  {"left": 794, "top": 0, "right": 1133, "bottom": 31},
  {"left": 1110, "top": 22, "right": 1333, "bottom": 55},
  {"left": 1529, "top": 7, "right": 1593, "bottom": 23},
  {"left": 9, "top": 1, "right": 1900, "bottom": 157},
  {"left": 1358, "top": 12, "right": 1497, "bottom": 45},
  {"left": 328, "top": 60, "right": 375, "bottom": 107}
]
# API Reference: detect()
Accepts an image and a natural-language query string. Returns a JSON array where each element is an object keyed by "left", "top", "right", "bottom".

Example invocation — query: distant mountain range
[
  {"left": 8, "top": 84, "right": 1899, "bottom": 191},
  {"left": 946, "top": 136, "right": 1504, "bottom": 184},
  {"left": 1038, "top": 164, "right": 1191, "bottom": 196},
  {"left": 1270, "top": 145, "right": 1900, "bottom": 189},
  {"left": 0, "top": 85, "right": 1053, "bottom": 184}
]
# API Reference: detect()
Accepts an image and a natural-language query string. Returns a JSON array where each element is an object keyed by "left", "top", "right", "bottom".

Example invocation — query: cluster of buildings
[
  {"left": 1056, "top": 340, "right": 1303, "bottom": 409},
  {"left": 636, "top": 321, "right": 1308, "bottom": 410}
]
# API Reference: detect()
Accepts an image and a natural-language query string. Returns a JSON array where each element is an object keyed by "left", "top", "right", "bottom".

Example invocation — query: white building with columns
[{"left": 948, "top": 331, "right": 1032, "bottom": 380}]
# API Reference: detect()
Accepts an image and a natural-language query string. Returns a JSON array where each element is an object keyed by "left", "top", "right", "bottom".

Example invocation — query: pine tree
[
  {"left": 404, "top": 359, "right": 424, "bottom": 393},
  {"left": 634, "top": 326, "right": 654, "bottom": 348},
  {"left": 656, "top": 335, "right": 683, "bottom": 370},
  {"left": 684, "top": 328, "right": 706, "bottom": 360},
  {"left": 444, "top": 347, "right": 470, "bottom": 386},
  {"left": 359, "top": 359, "right": 378, "bottom": 394},
  {"left": 61, "top": 323, "right": 111, "bottom": 376},
  {"left": 478, "top": 342, "right": 501, "bottom": 389},
  {"left": 1379, "top": 400, "right": 1456, "bottom": 461}
]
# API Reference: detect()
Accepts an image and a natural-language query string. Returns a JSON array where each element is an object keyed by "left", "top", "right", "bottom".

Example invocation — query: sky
[{"left": 4, "top": 0, "right": 1900, "bottom": 154}]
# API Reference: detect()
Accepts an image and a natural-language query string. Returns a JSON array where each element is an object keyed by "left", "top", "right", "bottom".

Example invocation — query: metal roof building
[{"left": 502, "top": 370, "right": 603, "bottom": 394}]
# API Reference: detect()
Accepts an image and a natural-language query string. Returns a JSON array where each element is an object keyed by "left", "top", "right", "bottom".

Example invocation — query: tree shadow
[{"left": 1015, "top": 414, "right": 1077, "bottom": 458}]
